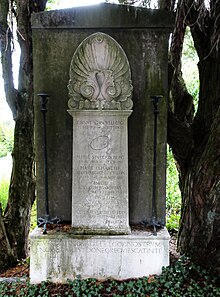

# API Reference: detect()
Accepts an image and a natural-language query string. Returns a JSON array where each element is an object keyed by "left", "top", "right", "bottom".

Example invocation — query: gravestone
[
  {"left": 68, "top": 32, "right": 132, "bottom": 234},
  {"left": 32, "top": 3, "right": 174, "bottom": 227},
  {"left": 30, "top": 3, "right": 174, "bottom": 283}
]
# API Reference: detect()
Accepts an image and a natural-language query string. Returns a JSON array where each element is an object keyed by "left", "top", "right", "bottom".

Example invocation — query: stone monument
[
  {"left": 68, "top": 32, "right": 132, "bottom": 235},
  {"left": 30, "top": 3, "right": 174, "bottom": 283}
]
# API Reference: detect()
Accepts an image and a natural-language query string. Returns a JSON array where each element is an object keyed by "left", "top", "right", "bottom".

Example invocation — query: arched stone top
[{"left": 68, "top": 32, "right": 133, "bottom": 110}]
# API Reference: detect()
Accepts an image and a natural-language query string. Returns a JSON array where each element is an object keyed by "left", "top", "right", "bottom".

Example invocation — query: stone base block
[{"left": 30, "top": 227, "right": 170, "bottom": 284}]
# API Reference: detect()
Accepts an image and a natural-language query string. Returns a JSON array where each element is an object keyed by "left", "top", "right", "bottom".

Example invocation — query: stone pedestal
[
  {"left": 30, "top": 227, "right": 170, "bottom": 284},
  {"left": 68, "top": 110, "right": 131, "bottom": 234}
]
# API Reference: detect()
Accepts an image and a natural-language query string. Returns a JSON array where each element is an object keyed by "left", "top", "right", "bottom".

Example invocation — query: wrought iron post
[
  {"left": 37, "top": 93, "right": 60, "bottom": 234},
  {"left": 151, "top": 95, "right": 163, "bottom": 235}
]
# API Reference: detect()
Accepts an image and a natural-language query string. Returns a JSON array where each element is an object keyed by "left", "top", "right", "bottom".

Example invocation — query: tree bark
[
  {"left": 0, "top": 0, "right": 47, "bottom": 270},
  {"left": 178, "top": 102, "right": 220, "bottom": 273},
  {"left": 0, "top": 0, "right": 17, "bottom": 118},
  {"left": 168, "top": 0, "right": 220, "bottom": 273},
  {"left": 0, "top": 207, "right": 14, "bottom": 270},
  {"left": 0, "top": 0, "right": 18, "bottom": 269}
]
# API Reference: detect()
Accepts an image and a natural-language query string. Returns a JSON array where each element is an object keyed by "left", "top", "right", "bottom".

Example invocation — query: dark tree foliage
[
  {"left": 108, "top": 0, "right": 220, "bottom": 274},
  {"left": 168, "top": 0, "right": 220, "bottom": 274}
]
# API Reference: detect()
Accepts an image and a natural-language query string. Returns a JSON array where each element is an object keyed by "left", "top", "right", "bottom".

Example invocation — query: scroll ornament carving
[{"left": 68, "top": 32, "right": 133, "bottom": 110}]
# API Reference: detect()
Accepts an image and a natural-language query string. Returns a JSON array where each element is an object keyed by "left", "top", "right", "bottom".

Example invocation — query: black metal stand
[
  {"left": 151, "top": 95, "right": 163, "bottom": 235},
  {"left": 37, "top": 93, "right": 60, "bottom": 234}
]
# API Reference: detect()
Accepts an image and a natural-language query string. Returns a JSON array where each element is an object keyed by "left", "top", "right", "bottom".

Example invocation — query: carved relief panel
[{"left": 68, "top": 32, "right": 133, "bottom": 110}]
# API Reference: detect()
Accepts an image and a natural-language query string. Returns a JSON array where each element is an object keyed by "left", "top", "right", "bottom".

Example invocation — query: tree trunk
[
  {"left": 178, "top": 54, "right": 220, "bottom": 273},
  {"left": 0, "top": 0, "right": 18, "bottom": 269},
  {"left": 168, "top": 0, "right": 220, "bottom": 273},
  {"left": 0, "top": 0, "right": 47, "bottom": 271},
  {"left": 0, "top": 209, "right": 14, "bottom": 270}
]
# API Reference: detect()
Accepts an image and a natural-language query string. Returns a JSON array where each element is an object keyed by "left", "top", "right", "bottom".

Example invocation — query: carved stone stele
[{"left": 68, "top": 32, "right": 133, "bottom": 110}]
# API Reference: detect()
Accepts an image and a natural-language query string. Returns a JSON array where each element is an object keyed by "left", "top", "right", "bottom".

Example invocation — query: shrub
[
  {"left": 0, "top": 178, "right": 9, "bottom": 213},
  {"left": 0, "top": 121, "right": 14, "bottom": 158},
  {"left": 30, "top": 200, "right": 37, "bottom": 231},
  {"left": 166, "top": 147, "right": 181, "bottom": 231}
]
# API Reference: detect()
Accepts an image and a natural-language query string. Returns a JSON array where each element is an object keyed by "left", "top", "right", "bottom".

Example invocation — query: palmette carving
[{"left": 68, "top": 32, "right": 133, "bottom": 110}]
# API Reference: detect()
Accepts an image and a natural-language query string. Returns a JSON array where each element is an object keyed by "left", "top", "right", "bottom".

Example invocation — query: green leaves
[
  {"left": 0, "top": 177, "right": 9, "bottom": 212},
  {"left": 0, "top": 258, "right": 219, "bottom": 296},
  {"left": 182, "top": 27, "right": 199, "bottom": 111},
  {"left": 166, "top": 146, "right": 181, "bottom": 231},
  {"left": 0, "top": 121, "right": 14, "bottom": 158}
]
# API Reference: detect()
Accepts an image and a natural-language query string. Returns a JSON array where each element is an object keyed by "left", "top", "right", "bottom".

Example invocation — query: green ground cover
[{"left": 0, "top": 257, "right": 219, "bottom": 296}]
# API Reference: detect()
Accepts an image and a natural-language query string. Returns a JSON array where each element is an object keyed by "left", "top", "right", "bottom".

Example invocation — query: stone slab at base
[{"left": 30, "top": 227, "right": 170, "bottom": 284}]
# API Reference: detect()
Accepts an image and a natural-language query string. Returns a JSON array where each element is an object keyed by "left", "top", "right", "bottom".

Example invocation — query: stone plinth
[
  {"left": 68, "top": 110, "right": 131, "bottom": 234},
  {"left": 30, "top": 227, "right": 170, "bottom": 284}
]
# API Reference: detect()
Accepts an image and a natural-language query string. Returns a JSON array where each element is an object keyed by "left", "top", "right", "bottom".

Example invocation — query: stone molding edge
[
  {"left": 31, "top": 3, "right": 175, "bottom": 30},
  {"left": 67, "top": 110, "right": 133, "bottom": 115},
  {"left": 30, "top": 227, "right": 170, "bottom": 240}
]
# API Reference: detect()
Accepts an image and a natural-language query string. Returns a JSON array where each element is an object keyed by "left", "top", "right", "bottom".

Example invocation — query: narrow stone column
[{"left": 67, "top": 32, "right": 133, "bottom": 234}]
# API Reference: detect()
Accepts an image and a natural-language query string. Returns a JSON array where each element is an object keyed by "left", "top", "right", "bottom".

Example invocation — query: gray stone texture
[
  {"left": 68, "top": 32, "right": 133, "bottom": 110},
  {"left": 69, "top": 110, "right": 131, "bottom": 234},
  {"left": 30, "top": 227, "right": 170, "bottom": 283},
  {"left": 32, "top": 3, "right": 174, "bottom": 225}
]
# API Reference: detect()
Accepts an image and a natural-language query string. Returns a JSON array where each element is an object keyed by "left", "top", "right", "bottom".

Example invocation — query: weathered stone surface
[
  {"left": 68, "top": 32, "right": 132, "bottom": 234},
  {"left": 68, "top": 110, "right": 131, "bottom": 234},
  {"left": 31, "top": 5, "right": 174, "bottom": 282},
  {"left": 68, "top": 32, "right": 133, "bottom": 110},
  {"left": 30, "top": 227, "right": 170, "bottom": 283},
  {"left": 32, "top": 4, "right": 174, "bottom": 224},
  {"left": 31, "top": 3, "right": 174, "bottom": 29}
]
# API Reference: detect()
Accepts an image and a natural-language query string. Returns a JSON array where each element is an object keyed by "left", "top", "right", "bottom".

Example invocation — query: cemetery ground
[{"left": 0, "top": 233, "right": 219, "bottom": 296}]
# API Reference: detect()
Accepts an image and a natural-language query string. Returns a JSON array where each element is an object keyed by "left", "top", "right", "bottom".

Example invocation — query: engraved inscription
[
  {"left": 72, "top": 114, "right": 129, "bottom": 230},
  {"left": 90, "top": 136, "right": 110, "bottom": 150},
  {"left": 72, "top": 240, "right": 163, "bottom": 254}
]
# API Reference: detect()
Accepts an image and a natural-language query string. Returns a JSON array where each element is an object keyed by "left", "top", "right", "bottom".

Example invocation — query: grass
[
  {"left": 0, "top": 177, "right": 37, "bottom": 230},
  {"left": 166, "top": 147, "right": 181, "bottom": 232},
  {"left": 0, "top": 177, "right": 9, "bottom": 212}
]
